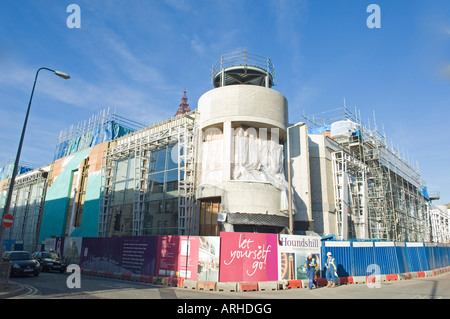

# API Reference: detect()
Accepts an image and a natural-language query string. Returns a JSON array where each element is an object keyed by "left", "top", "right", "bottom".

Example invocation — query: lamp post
[
  {"left": 0, "top": 67, "right": 70, "bottom": 253},
  {"left": 287, "top": 122, "right": 305, "bottom": 235}
]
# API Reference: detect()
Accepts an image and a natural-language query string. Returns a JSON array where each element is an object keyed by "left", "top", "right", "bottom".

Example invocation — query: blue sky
[{"left": 0, "top": 0, "right": 449, "bottom": 204}]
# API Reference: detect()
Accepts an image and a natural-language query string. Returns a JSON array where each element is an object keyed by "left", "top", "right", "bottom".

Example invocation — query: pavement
[
  {"left": 0, "top": 281, "right": 25, "bottom": 299},
  {"left": 2, "top": 266, "right": 449, "bottom": 299}
]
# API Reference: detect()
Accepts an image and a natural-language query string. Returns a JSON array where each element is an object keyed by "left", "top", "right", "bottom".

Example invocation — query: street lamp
[
  {"left": 287, "top": 121, "right": 305, "bottom": 235},
  {"left": 0, "top": 67, "right": 70, "bottom": 253}
]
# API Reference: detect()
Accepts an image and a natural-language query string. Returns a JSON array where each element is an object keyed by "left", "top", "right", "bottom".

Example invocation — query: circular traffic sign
[{"left": 2, "top": 213, "right": 14, "bottom": 229}]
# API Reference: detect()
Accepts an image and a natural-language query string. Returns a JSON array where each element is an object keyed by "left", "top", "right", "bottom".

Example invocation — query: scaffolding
[
  {"left": 54, "top": 108, "right": 144, "bottom": 161},
  {"left": 331, "top": 151, "right": 367, "bottom": 240},
  {"left": 99, "top": 111, "right": 198, "bottom": 237},
  {"left": 302, "top": 105, "right": 429, "bottom": 241},
  {"left": 177, "top": 120, "right": 199, "bottom": 235},
  {"left": 0, "top": 159, "right": 39, "bottom": 181},
  {"left": 1, "top": 168, "right": 49, "bottom": 251}
]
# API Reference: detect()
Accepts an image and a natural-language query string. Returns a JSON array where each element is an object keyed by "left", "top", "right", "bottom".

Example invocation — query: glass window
[
  {"left": 167, "top": 145, "right": 180, "bottom": 170},
  {"left": 149, "top": 172, "right": 165, "bottom": 194},
  {"left": 166, "top": 169, "right": 178, "bottom": 195},
  {"left": 10, "top": 252, "right": 33, "bottom": 260},
  {"left": 107, "top": 144, "right": 186, "bottom": 236},
  {"left": 116, "top": 158, "right": 129, "bottom": 181},
  {"left": 151, "top": 149, "right": 167, "bottom": 173}
]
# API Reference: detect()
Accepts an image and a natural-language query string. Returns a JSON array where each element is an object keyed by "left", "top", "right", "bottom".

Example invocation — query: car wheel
[{"left": 34, "top": 271, "right": 40, "bottom": 277}]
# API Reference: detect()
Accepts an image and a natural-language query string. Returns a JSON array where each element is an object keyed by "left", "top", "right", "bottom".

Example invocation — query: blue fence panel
[
  {"left": 322, "top": 241, "right": 352, "bottom": 278},
  {"left": 374, "top": 242, "right": 399, "bottom": 275},
  {"left": 433, "top": 245, "right": 439, "bottom": 269},
  {"left": 425, "top": 244, "right": 436, "bottom": 270},
  {"left": 418, "top": 244, "right": 429, "bottom": 271},
  {"left": 435, "top": 245, "right": 444, "bottom": 269},
  {"left": 442, "top": 246, "right": 450, "bottom": 267},
  {"left": 438, "top": 245, "right": 449, "bottom": 268},
  {"left": 321, "top": 240, "right": 449, "bottom": 278},
  {"left": 352, "top": 242, "right": 376, "bottom": 276},
  {"left": 436, "top": 246, "right": 444, "bottom": 268},
  {"left": 406, "top": 242, "right": 424, "bottom": 272},
  {"left": 440, "top": 246, "right": 447, "bottom": 268},
  {"left": 394, "top": 242, "right": 409, "bottom": 273}
]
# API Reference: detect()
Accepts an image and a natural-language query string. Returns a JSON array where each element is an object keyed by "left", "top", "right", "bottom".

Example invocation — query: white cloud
[
  {"left": 190, "top": 35, "right": 206, "bottom": 55},
  {"left": 440, "top": 64, "right": 450, "bottom": 81},
  {"left": 164, "top": 0, "right": 191, "bottom": 11}
]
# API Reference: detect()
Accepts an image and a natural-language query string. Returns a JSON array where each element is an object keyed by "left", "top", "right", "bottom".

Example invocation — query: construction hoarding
[
  {"left": 278, "top": 235, "right": 321, "bottom": 280},
  {"left": 219, "top": 232, "right": 278, "bottom": 282},
  {"left": 155, "top": 235, "right": 199, "bottom": 280},
  {"left": 42, "top": 234, "right": 449, "bottom": 282}
]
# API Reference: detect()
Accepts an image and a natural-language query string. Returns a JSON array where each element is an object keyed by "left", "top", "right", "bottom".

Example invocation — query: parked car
[
  {"left": 32, "top": 251, "right": 67, "bottom": 273},
  {"left": 1, "top": 251, "right": 40, "bottom": 277}
]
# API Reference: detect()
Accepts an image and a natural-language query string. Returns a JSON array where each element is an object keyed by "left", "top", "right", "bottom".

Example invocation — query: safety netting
[{"left": 53, "top": 120, "right": 137, "bottom": 161}]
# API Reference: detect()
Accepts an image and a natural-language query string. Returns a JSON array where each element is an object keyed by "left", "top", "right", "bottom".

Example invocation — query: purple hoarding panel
[{"left": 79, "top": 236, "right": 158, "bottom": 276}]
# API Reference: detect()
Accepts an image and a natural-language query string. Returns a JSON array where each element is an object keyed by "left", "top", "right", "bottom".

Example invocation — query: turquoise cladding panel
[
  {"left": 69, "top": 171, "right": 101, "bottom": 237},
  {"left": 38, "top": 149, "right": 91, "bottom": 243}
]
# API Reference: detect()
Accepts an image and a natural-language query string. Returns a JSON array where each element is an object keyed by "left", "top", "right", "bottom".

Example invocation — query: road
[{"left": 9, "top": 271, "right": 450, "bottom": 300}]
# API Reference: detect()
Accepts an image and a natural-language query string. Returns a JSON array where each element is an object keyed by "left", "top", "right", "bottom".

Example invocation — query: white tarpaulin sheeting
[
  {"left": 330, "top": 119, "right": 360, "bottom": 137},
  {"left": 201, "top": 128, "right": 223, "bottom": 185},
  {"left": 201, "top": 126, "right": 291, "bottom": 214}
]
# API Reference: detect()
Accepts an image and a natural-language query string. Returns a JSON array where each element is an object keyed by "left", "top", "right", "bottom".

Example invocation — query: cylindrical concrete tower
[{"left": 196, "top": 50, "right": 290, "bottom": 234}]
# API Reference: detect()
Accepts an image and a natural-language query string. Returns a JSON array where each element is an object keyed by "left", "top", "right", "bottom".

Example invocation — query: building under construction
[
  {"left": 300, "top": 106, "right": 433, "bottom": 242},
  {"left": 1, "top": 50, "right": 449, "bottom": 252}
]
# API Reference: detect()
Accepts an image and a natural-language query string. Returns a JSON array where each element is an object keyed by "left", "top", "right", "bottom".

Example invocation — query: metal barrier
[
  {"left": 374, "top": 242, "right": 399, "bottom": 275},
  {"left": 322, "top": 241, "right": 353, "bottom": 277},
  {"left": 321, "top": 240, "right": 450, "bottom": 277},
  {"left": 406, "top": 242, "right": 425, "bottom": 272},
  {"left": 395, "top": 242, "right": 409, "bottom": 273},
  {"left": 352, "top": 242, "right": 376, "bottom": 276}
]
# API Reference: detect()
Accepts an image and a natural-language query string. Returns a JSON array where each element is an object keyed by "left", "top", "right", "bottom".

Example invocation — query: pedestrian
[
  {"left": 304, "top": 253, "right": 318, "bottom": 289},
  {"left": 325, "top": 252, "right": 337, "bottom": 287},
  {"left": 314, "top": 254, "right": 320, "bottom": 283}
]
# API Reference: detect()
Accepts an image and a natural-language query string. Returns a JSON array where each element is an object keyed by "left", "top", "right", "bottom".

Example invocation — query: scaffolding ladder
[
  {"left": 177, "top": 122, "right": 198, "bottom": 235},
  {"left": 99, "top": 147, "right": 115, "bottom": 237},
  {"left": 332, "top": 150, "right": 367, "bottom": 240},
  {"left": 132, "top": 142, "right": 148, "bottom": 236}
]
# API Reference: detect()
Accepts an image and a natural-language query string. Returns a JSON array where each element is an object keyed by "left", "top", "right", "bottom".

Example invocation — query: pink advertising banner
[
  {"left": 155, "top": 235, "right": 199, "bottom": 280},
  {"left": 219, "top": 232, "right": 278, "bottom": 282}
]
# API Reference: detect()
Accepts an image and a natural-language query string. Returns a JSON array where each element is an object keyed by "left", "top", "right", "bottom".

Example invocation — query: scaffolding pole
[
  {"left": 303, "top": 105, "right": 430, "bottom": 241},
  {"left": 99, "top": 112, "right": 198, "bottom": 237}
]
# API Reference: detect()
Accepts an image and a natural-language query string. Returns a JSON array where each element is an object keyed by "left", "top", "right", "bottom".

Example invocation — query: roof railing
[{"left": 211, "top": 49, "right": 276, "bottom": 83}]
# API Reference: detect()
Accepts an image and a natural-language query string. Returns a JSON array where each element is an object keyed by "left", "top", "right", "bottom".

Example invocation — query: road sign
[{"left": 2, "top": 214, "right": 14, "bottom": 229}]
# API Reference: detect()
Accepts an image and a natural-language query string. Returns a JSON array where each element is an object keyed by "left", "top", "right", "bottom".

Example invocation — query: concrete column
[{"left": 290, "top": 125, "right": 313, "bottom": 224}]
